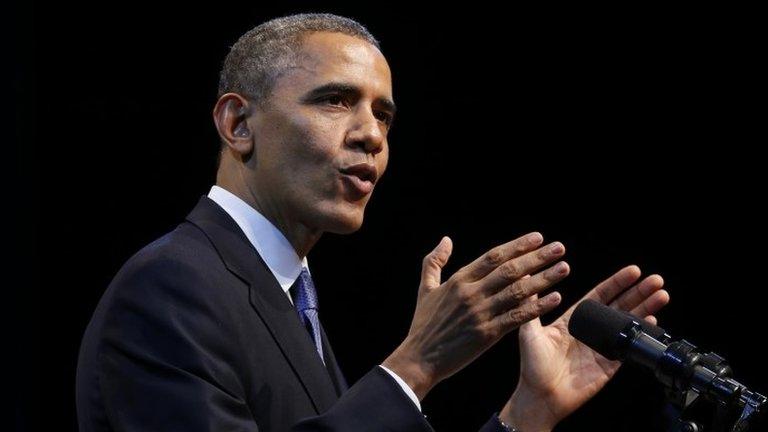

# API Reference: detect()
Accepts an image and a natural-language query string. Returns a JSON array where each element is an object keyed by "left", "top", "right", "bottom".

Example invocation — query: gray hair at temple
[{"left": 217, "top": 13, "right": 380, "bottom": 104}]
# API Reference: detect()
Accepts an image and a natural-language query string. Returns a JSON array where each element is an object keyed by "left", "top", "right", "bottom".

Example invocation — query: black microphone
[
  {"left": 568, "top": 299, "right": 669, "bottom": 364},
  {"left": 568, "top": 300, "right": 765, "bottom": 431}
]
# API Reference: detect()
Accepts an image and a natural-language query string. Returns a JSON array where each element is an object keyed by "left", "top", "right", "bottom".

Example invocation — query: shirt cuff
[{"left": 378, "top": 364, "right": 422, "bottom": 412}]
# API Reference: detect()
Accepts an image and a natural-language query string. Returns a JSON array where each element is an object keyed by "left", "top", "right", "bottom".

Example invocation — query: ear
[{"left": 213, "top": 93, "right": 254, "bottom": 157}]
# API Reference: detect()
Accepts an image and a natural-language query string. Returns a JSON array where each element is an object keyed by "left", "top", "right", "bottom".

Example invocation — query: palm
[
  {"left": 514, "top": 266, "right": 669, "bottom": 424},
  {"left": 517, "top": 309, "right": 620, "bottom": 419}
]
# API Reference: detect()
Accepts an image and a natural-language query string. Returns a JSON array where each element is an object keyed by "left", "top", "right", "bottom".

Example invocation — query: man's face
[{"left": 246, "top": 32, "right": 394, "bottom": 234}]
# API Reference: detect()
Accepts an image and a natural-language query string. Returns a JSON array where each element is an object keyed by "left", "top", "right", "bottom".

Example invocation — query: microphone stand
[
  {"left": 570, "top": 301, "right": 765, "bottom": 431},
  {"left": 643, "top": 334, "right": 767, "bottom": 432}
]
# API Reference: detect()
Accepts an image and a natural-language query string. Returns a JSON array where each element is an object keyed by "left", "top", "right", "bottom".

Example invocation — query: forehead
[{"left": 277, "top": 32, "right": 393, "bottom": 99}]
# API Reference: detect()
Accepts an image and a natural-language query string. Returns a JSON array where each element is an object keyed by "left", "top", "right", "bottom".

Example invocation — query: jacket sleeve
[{"left": 292, "top": 366, "right": 433, "bottom": 431}]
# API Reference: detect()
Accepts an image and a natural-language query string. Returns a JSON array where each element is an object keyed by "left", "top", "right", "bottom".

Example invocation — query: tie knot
[{"left": 291, "top": 268, "right": 318, "bottom": 312}]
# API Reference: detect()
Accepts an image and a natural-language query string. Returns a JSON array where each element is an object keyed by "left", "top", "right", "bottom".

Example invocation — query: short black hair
[{"left": 218, "top": 13, "right": 380, "bottom": 104}]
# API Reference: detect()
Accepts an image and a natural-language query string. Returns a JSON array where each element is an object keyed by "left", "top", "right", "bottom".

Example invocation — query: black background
[{"left": 14, "top": 2, "right": 766, "bottom": 431}]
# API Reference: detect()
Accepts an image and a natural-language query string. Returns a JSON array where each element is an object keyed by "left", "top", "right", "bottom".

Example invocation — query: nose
[{"left": 345, "top": 107, "right": 385, "bottom": 155}]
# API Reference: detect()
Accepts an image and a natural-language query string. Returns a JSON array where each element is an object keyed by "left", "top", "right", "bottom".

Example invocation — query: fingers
[
  {"left": 485, "top": 261, "right": 570, "bottom": 317},
  {"left": 460, "top": 232, "right": 544, "bottom": 281},
  {"left": 592, "top": 267, "right": 669, "bottom": 319},
  {"left": 477, "top": 242, "right": 566, "bottom": 295},
  {"left": 584, "top": 265, "right": 642, "bottom": 304},
  {"left": 483, "top": 291, "right": 562, "bottom": 338},
  {"left": 562, "top": 266, "right": 670, "bottom": 328},
  {"left": 611, "top": 274, "right": 664, "bottom": 312},
  {"left": 629, "top": 289, "right": 670, "bottom": 318},
  {"left": 419, "top": 236, "right": 453, "bottom": 292}
]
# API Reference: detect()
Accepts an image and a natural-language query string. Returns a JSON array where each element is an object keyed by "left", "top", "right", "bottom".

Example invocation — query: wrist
[
  {"left": 381, "top": 341, "right": 437, "bottom": 401},
  {"left": 497, "top": 414, "right": 521, "bottom": 432},
  {"left": 499, "top": 388, "right": 557, "bottom": 432}
]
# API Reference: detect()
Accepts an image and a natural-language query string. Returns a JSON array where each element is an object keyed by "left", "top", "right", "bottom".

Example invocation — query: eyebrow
[{"left": 302, "top": 82, "right": 397, "bottom": 116}]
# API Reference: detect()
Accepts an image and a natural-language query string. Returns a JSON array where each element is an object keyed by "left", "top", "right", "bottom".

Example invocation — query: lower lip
[{"left": 340, "top": 173, "right": 374, "bottom": 195}]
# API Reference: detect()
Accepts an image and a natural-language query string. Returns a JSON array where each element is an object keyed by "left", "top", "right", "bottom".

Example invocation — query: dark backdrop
[{"left": 16, "top": 3, "right": 766, "bottom": 431}]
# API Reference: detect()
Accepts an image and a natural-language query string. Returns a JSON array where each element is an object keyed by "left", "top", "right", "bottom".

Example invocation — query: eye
[
  {"left": 375, "top": 111, "right": 393, "bottom": 127},
  {"left": 322, "top": 94, "right": 346, "bottom": 107}
]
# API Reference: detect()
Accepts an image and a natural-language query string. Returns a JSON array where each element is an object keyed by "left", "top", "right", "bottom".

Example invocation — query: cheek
[
  {"left": 275, "top": 115, "right": 346, "bottom": 200},
  {"left": 285, "top": 112, "right": 341, "bottom": 163}
]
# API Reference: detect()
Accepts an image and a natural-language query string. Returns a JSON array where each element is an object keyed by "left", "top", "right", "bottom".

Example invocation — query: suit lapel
[
  {"left": 185, "top": 196, "right": 338, "bottom": 413},
  {"left": 320, "top": 323, "right": 349, "bottom": 395}
]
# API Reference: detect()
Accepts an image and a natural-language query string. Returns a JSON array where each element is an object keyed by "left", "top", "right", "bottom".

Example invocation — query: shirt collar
[{"left": 207, "top": 185, "right": 308, "bottom": 297}]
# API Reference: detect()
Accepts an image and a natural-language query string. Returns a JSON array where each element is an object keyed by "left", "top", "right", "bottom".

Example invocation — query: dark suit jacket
[{"left": 76, "top": 196, "right": 505, "bottom": 431}]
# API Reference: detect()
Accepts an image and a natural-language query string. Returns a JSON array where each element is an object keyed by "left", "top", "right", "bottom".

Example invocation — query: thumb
[{"left": 419, "top": 236, "right": 453, "bottom": 294}]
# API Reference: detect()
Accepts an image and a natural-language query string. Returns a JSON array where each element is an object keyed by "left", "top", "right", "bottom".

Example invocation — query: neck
[{"left": 216, "top": 166, "right": 321, "bottom": 259}]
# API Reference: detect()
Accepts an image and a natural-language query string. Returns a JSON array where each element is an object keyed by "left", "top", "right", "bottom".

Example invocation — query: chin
[
  {"left": 327, "top": 213, "right": 364, "bottom": 234},
  {"left": 317, "top": 205, "right": 366, "bottom": 234},
  {"left": 303, "top": 197, "right": 368, "bottom": 234}
]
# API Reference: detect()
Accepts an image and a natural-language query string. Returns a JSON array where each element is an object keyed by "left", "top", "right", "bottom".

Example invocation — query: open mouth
[
  {"left": 339, "top": 164, "right": 378, "bottom": 184},
  {"left": 339, "top": 163, "right": 377, "bottom": 196}
]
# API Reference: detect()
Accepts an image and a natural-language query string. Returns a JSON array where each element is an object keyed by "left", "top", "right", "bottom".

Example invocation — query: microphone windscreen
[{"left": 568, "top": 300, "right": 666, "bottom": 360}]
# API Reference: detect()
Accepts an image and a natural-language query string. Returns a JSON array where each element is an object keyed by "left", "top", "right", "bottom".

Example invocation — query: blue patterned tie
[{"left": 291, "top": 268, "right": 325, "bottom": 364}]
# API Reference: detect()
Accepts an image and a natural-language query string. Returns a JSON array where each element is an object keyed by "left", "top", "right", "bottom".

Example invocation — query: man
[{"left": 76, "top": 13, "right": 669, "bottom": 431}]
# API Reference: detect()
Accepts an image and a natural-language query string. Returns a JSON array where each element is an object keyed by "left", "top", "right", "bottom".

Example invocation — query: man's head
[
  {"left": 213, "top": 14, "right": 394, "bottom": 242},
  {"left": 217, "top": 13, "right": 381, "bottom": 105}
]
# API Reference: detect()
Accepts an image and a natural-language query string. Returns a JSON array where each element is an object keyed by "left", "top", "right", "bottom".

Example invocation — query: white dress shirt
[{"left": 207, "top": 185, "right": 421, "bottom": 411}]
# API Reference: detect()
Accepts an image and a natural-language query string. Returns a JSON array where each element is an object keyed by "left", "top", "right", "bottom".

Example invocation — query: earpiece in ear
[{"left": 234, "top": 123, "right": 249, "bottom": 137}]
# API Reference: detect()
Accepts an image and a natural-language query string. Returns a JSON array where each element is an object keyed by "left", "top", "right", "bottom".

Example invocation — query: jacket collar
[{"left": 185, "top": 196, "right": 339, "bottom": 412}]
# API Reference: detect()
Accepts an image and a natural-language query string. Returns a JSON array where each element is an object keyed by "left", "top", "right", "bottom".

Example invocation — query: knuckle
[
  {"left": 533, "top": 299, "right": 549, "bottom": 315},
  {"left": 500, "top": 261, "right": 523, "bottom": 282},
  {"left": 452, "top": 268, "right": 467, "bottom": 282},
  {"left": 456, "top": 284, "right": 474, "bottom": 304},
  {"left": 507, "top": 282, "right": 527, "bottom": 302},
  {"left": 484, "top": 248, "right": 505, "bottom": 267},
  {"left": 479, "top": 323, "right": 499, "bottom": 343},
  {"left": 467, "top": 304, "right": 488, "bottom": 325},
  {"left": 507, "top": 307, "right": 528, "bottom": 325},
  {"left": 512, "top": 241, "right": 530, "bottom": 255}
]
